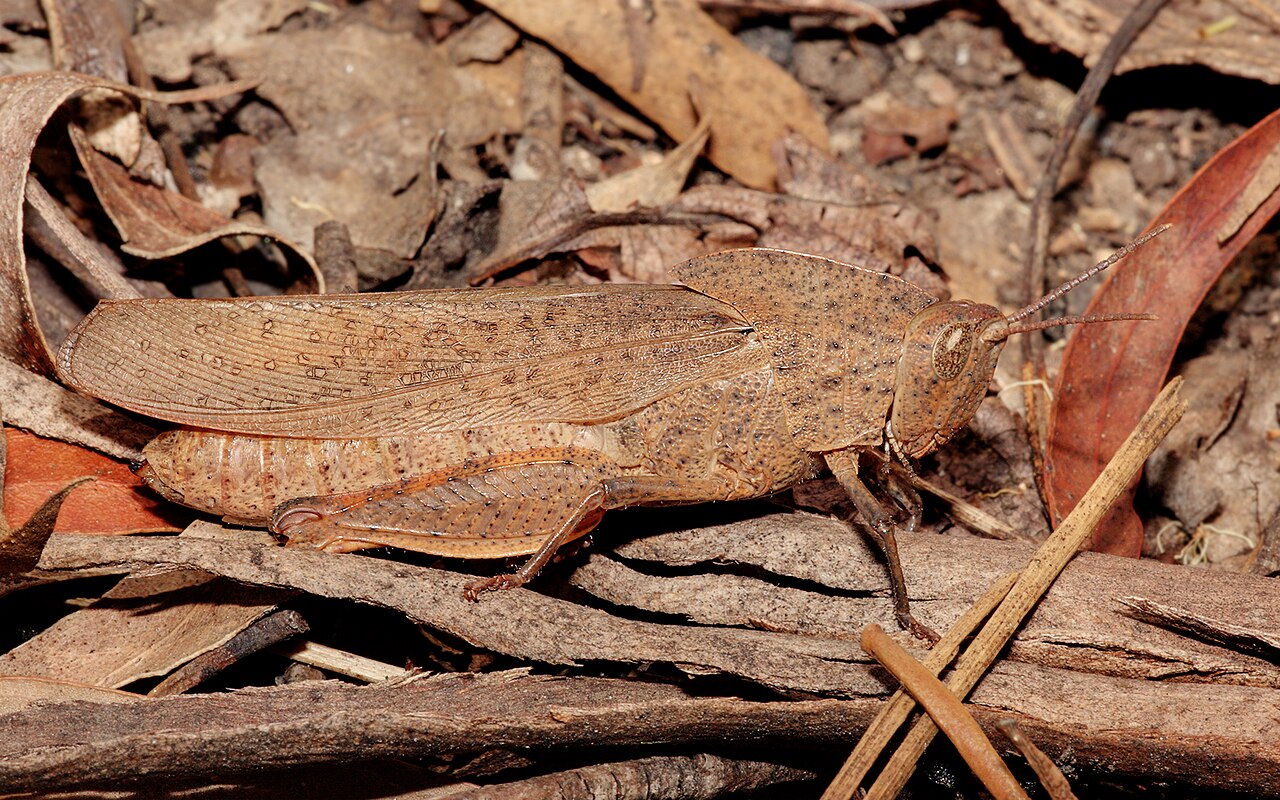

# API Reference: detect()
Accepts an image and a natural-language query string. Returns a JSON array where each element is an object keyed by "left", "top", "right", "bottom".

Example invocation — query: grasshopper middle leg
[{"left": 824, "top": 448, "right": 938, "bottom": 643}]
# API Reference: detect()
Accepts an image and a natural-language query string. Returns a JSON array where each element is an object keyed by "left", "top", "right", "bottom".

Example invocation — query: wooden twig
[
  {"left": 820, "top": 571, "right": 1019, "bottom": 800},
  {"left": 273, "top": 640, "right": 411, "bottom": 683},
  {"left": 148, "top": 609, "right": 309, "bottom": 696},
  {"left": 1023, "top": 0, "right": 1174, "bottom": 329},
  {"left": 996, "top": 718, "right": 1079, "bottom": 800},
  {"left": 1021, "top": 0, "right": 1174, "bottom": 493},
  {"left": 861, "top": 624, "right": 1029, "bottom": 800}
]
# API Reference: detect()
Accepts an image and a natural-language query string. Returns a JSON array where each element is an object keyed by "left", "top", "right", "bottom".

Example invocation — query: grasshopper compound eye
[{"left": 931, "top": 320, "right": 977, "bottom": 380}]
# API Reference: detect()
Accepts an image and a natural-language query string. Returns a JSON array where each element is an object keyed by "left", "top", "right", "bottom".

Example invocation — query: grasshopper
[{"left": 57, "top": 238, "right": 1158, "bottom": 637}]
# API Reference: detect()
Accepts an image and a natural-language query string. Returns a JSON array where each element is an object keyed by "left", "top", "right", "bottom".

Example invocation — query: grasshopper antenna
[{"left": 983, "top": 223, "right": 1169, "bottom": 343}]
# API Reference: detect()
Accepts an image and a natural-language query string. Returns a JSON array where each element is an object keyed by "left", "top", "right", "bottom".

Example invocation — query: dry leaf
[
  {"left": 71, "top": 128, "right": 321, "bottom": 283},
  {"left": 1145, "top": 339, "right": 1280, "bottom": 563},
  {"left": 0, "top": 357, "right": 156, "bottom": 462},
  {"left": 3, "top": 428, "right": 185, "bottom": 535},
  {"left": 0, "top": 71, "right": 255, "bottom": 373},
  {"left": 0, "top": 568, "right": 286, "bottom": 688},
  {"left": 586, "top": 118, "right": 710, "bottom": 213},
  {"left": 858, "top": 92, "right": 958, "bottom": 165},
  {"left": 999, "top": 0, "right": 1280, "bottom": 84},
  {"left": 1046, "top": 107, "right": 1280, "bottom": 555},
  {"left": 223, "top": 22, "right": 521, "bottom": 256},
  {"left": 478, "top": 0, "right": 829, "bottom": 190},
  {"left": 0, "top": 478, "right": 86, "bottom": 575}
]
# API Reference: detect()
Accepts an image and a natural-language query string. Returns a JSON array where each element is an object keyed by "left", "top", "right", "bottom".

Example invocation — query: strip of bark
[
  {"left": 1, "top": 666, "right": 1277, "bottom": 794},
  {"left": 38, "top": 531, "right": 884, "bottom": 697},
  {"left": 448, "top": 753, "right": 815, "bottom": 800}
]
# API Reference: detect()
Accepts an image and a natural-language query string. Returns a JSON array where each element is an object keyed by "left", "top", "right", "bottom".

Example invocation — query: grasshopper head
[
  {"left": 885, "top": 224, "right": 1169, "bottom": 463},
  {"left": 888, "top": 301, "right": 1006, "bottom": 460}
]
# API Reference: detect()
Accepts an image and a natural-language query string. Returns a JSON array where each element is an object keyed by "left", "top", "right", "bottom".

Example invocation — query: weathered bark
[
  {"left": 23, "top": 514, "right": 1280, "bottom": 795},
  {"left": 0, "top": 668, "right": 1276, "bottom": 794}
]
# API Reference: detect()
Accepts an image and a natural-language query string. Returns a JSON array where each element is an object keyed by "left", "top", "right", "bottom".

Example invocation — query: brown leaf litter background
[{"left": 1, "top": 0, "right": 1280, "bottom": 797}]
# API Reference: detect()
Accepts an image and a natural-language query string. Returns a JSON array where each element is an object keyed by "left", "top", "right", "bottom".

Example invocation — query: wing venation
[{"left": 58, "top": 284, "right": 761, "bottom": 437}]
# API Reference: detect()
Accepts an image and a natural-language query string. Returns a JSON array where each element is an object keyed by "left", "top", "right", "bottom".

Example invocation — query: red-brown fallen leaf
[
  {"left": 1045, "top": 108, "right": 1280, "bottom": 556},
  {"left": 3, "top": 429, "right": 185, "bottom": 535}
]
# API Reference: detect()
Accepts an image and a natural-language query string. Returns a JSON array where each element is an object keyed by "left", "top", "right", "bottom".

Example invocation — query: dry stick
[
  {"left": 908, "top": 476, "right": 1024, "bottom": 541},
  {"left": 820, "top": 571, "right": 1019, "bottom": 800},
  {"left": 996, "top": 719, "right": 1080, "bottom": 800},
  {"left": 273, "top": 640, "right": 411, "bottom": 683},
  {"left": 863, "top": 377, "right": 1186, "bottom": 800},
  {"left": 148, "top": 609, "right": 310, "bottom": 696},
  {"left": 861, "top": 624, "right": 1030, "bottom": 800},
  {"left": 1023, "top": 0, "right": 1174, "bottom": 341},
  {"left": 1020, "top": 0, "right": 1173, "bottom": 497}
]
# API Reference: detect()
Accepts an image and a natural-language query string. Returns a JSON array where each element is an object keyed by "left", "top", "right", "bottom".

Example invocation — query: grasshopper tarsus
[
  {"left": 898, "top": 608, "right": 941, "bottom": 645},
  {"left": 463, "top": 573, "right": 525, "bottom": 601}
]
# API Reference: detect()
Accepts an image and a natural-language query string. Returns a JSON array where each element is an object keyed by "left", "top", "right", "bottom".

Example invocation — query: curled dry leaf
[
  {"left": 998, "top": 0, "right": 1280, "bottom": 84},
  {"left": 43, "top": 0, "right": 171, "bottom": 185},
  {"left": 71, "top": 128, "right": 319, "bottom": 279},
  {"left": 0, "top": 71, "right": 256, "bottom": 373},
  {"left": 1045, "top": 108, "right": 1280, "bottom": 555},
  {"left": 477, "top": 0, "right": 829, "bottom": 190},
  {"left": 23, "top": 175, "right": 145, "bottom": 302}
]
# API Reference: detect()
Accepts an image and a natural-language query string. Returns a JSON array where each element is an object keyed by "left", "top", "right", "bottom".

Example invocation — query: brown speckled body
[
  {"left": 140, "top": 364, "right": 824, "bottom": 527},
  {"left": 61, "top": 249, "right": 954, "bottom": 577}
]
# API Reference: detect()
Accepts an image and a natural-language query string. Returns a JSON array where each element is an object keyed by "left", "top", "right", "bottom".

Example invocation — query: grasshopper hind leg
[{"left": 271, "top": 448, "right": 619, "bottom": 596}]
